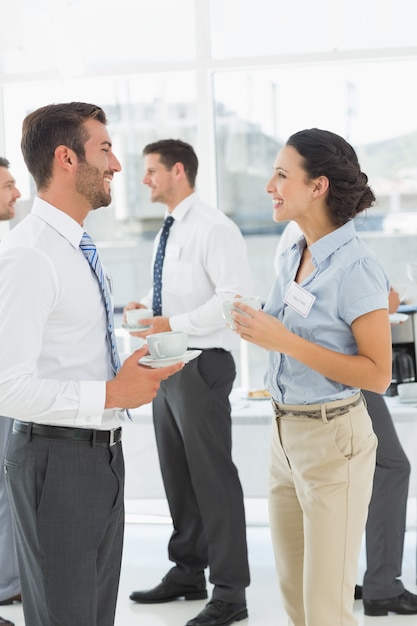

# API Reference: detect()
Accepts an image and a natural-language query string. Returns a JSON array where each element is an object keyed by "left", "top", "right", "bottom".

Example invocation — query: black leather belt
[{"left": 13, "top": 421, "right": 122, "bottom": 446}]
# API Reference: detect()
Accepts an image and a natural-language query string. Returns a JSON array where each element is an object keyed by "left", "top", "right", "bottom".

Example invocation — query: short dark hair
[
  {"left": 286, "top": 128, "right": 376, "bottom": 227},
  {"left": 143, "top": 139, "right": 198, "bottom": 188},
  {"left": 0, "top": 157, "right": 10, "bottom": 169},
  {"left": 21, "top": 102, "right": 107, "bottom": 190}
]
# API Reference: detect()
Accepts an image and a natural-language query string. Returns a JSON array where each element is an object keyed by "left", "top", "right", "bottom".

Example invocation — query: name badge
[{"left": 284, "top": 281, "right": 316, "bottom": 318}]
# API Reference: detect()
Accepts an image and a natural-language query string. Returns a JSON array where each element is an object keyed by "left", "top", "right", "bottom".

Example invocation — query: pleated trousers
[{"left": 268, "top": 399, "right": 377, "bottom": 626}]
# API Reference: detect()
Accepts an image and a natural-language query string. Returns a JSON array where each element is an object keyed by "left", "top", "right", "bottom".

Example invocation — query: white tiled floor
[{"left": 3, "top": 499, "right": 417, "bottom": 626}]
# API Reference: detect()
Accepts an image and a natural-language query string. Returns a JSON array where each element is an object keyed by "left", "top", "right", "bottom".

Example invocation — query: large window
[
  {"left": 209, "top": 0, "right": 417, "bottom": 58},
  {"left": 2, "top": 73, "right": 197, "bottom": 306},
  {"left": 1, "top": 0, "right": 196, "bottom": 78},
  {"left": 213, "top": 58, "right": 417, "bottom": 232}
]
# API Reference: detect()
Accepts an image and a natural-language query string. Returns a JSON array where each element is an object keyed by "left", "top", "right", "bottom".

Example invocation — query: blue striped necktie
[
  {"left": 79, "top": 232, "right": 121, "bottom": 375},
  {"left": 152, "top": 216, "right": 174, "bottom": 316}
]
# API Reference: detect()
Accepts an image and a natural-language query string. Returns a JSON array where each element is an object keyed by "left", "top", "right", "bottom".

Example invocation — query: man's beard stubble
[{"left": 75, "top": 161, "right": 112, "bottom": 210}]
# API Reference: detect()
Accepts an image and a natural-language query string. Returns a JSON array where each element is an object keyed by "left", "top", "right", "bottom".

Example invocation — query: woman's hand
[{"left": 232, "top": 301, "right": 291, "bottom": 352}]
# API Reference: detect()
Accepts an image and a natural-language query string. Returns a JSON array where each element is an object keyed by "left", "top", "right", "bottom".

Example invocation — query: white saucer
[
  {"left": 121, "top": 323, "right": 152, "bottom": 332},
  {"left": 139, "top": 349, "right": 202, "bottom": 368},
  {"left": 397, "top": 397, "right": 417, "bottom": 404},
  {"left": 389, "top": 313, "right": 408, "bottom": 325}
]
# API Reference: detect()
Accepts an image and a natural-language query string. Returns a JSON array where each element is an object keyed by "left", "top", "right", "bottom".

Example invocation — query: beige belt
[{"left": 272, "top": 392, "right": 363, "bottom": 423}]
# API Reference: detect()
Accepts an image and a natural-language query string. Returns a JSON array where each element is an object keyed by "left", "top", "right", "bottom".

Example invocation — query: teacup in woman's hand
[{"left": 222, "top": 296, "right": 262, "bottom": 327}]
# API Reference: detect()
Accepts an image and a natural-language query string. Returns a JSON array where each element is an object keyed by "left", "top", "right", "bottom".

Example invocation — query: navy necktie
[
  {"left": 79, "top": 232, "right": 121, "bottom": 375},
  {"left": 152, "top": 216, "right": 174, "bottom": 316}
]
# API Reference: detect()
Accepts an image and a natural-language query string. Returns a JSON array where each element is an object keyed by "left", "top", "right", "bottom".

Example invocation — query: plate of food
[{"left": 246, "top": 389, "right": 271, "bottom": 401}]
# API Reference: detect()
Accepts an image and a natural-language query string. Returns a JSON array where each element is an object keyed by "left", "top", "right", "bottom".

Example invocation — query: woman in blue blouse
[{"left": 233, "top": 129, "right": 392, "bottom": 626}]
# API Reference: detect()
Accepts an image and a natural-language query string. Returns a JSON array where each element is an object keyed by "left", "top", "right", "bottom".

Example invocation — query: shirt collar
[
  {"left": 31, "top": 197, "right": 85, "bottom": 248},
  {"left": 169, "top": 191, "right": 197, "bottom": 223},
  {"left": 309, "top": 220, "right": 357, "bottom": 266}
]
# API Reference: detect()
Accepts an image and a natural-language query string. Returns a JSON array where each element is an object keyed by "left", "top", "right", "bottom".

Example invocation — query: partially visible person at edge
[
  {"left": 275, "top": 220, "right": 417, "bottom": 617},
  {"left": 0, "top": 103, "right": 183, "bottom": 626},
  {"left": 231, "top": 128, "right": 392, "bottom": 626},
  {"left": 126, "top": 139, "right": 251, "bottom": 626},
  {"left": 0, "top": 158, "right": 22, "bottom": 626}
]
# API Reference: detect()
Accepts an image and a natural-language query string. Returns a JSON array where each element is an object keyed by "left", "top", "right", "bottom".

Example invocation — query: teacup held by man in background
[{"left": 125, "top": 308, "right": 154, "bottom": 328}]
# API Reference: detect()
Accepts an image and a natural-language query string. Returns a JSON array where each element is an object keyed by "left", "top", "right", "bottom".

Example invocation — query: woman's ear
[{"left": 312, "top": 175, "right": 329, "bottom": 197}]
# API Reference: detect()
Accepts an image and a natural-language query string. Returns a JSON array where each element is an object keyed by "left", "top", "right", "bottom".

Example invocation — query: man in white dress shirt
[
  {"left": 127, "top": 139, "right": 252, "bottom": 626},
  {"left": 0, "top": 158, "right": 22, "bottom": 626},
  {"left": 0, "top": 104, "right": 183, "bottom": 626}
]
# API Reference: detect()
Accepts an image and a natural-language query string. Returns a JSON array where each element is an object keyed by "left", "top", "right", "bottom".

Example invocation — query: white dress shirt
[
  {"left": 141, "top": 193, "right": 253, "bottom": 351},
  {"left": 0, "top": 198, "right": 124, "bottom": 429}
]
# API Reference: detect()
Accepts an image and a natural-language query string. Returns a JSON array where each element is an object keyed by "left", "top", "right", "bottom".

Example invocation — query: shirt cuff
[{"left": 76, "top": 380, "right": 106, "bottom": 426}]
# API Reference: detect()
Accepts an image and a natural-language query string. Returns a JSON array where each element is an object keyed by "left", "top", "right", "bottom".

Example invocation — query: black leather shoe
[
  {"left": 364, "top": 589, "right": 417, "bottom": 616},
  {"left": 0, "top": 595, "right": 21, "bottom": 606},
  {"left": 185, "top": 600, "right": 248, "bottom": 626},
  {"left": 354, "top": 585, "right": 363, "bottom": 600},
  {"left": 0, "top": 616, "right": 15, "bottom": 626},
  {"left": 130, "top": 578, "right": 207, "bottom": 604}
]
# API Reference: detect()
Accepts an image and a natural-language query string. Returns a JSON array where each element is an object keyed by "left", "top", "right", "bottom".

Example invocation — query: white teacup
[
  {"left": 147, "top": 331, "right": 188, "bottom": 359},
  {"left": 222, "top": 296, "right": 262, "bottom": 327},
  {"left": 407, "top": 262, "right": 417, "bottom": 284},
  {"left": 397, "top": 382, "right": 417, "bottom": 400},
  {"left": 126, "top": 308, "right": 154, "bottom": 327}
]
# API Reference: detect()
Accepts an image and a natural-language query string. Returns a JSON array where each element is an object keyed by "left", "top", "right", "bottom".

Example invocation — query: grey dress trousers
[
  {"left": 362, "top": 390, "right": 411, "bottom": 600},
  {"left": 5, "top": 427, "right": 125, "bottom": 626},
  {"left": 0, "top": 417, "right": 20, "bottom": 602}
]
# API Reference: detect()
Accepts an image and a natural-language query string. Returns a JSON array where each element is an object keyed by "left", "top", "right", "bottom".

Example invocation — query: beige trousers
[{"left": 268, "top": 396, "right": 377, "bottom": 626}]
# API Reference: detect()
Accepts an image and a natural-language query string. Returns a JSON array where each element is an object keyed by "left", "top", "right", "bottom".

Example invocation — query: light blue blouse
[{"left": 264, "top": 220, "right": 390, "bottom": 404}]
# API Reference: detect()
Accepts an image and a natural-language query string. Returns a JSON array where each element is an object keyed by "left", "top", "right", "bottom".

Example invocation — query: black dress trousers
[{"left": 152, "top": 348, "right": 250, "bottom": 603}]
